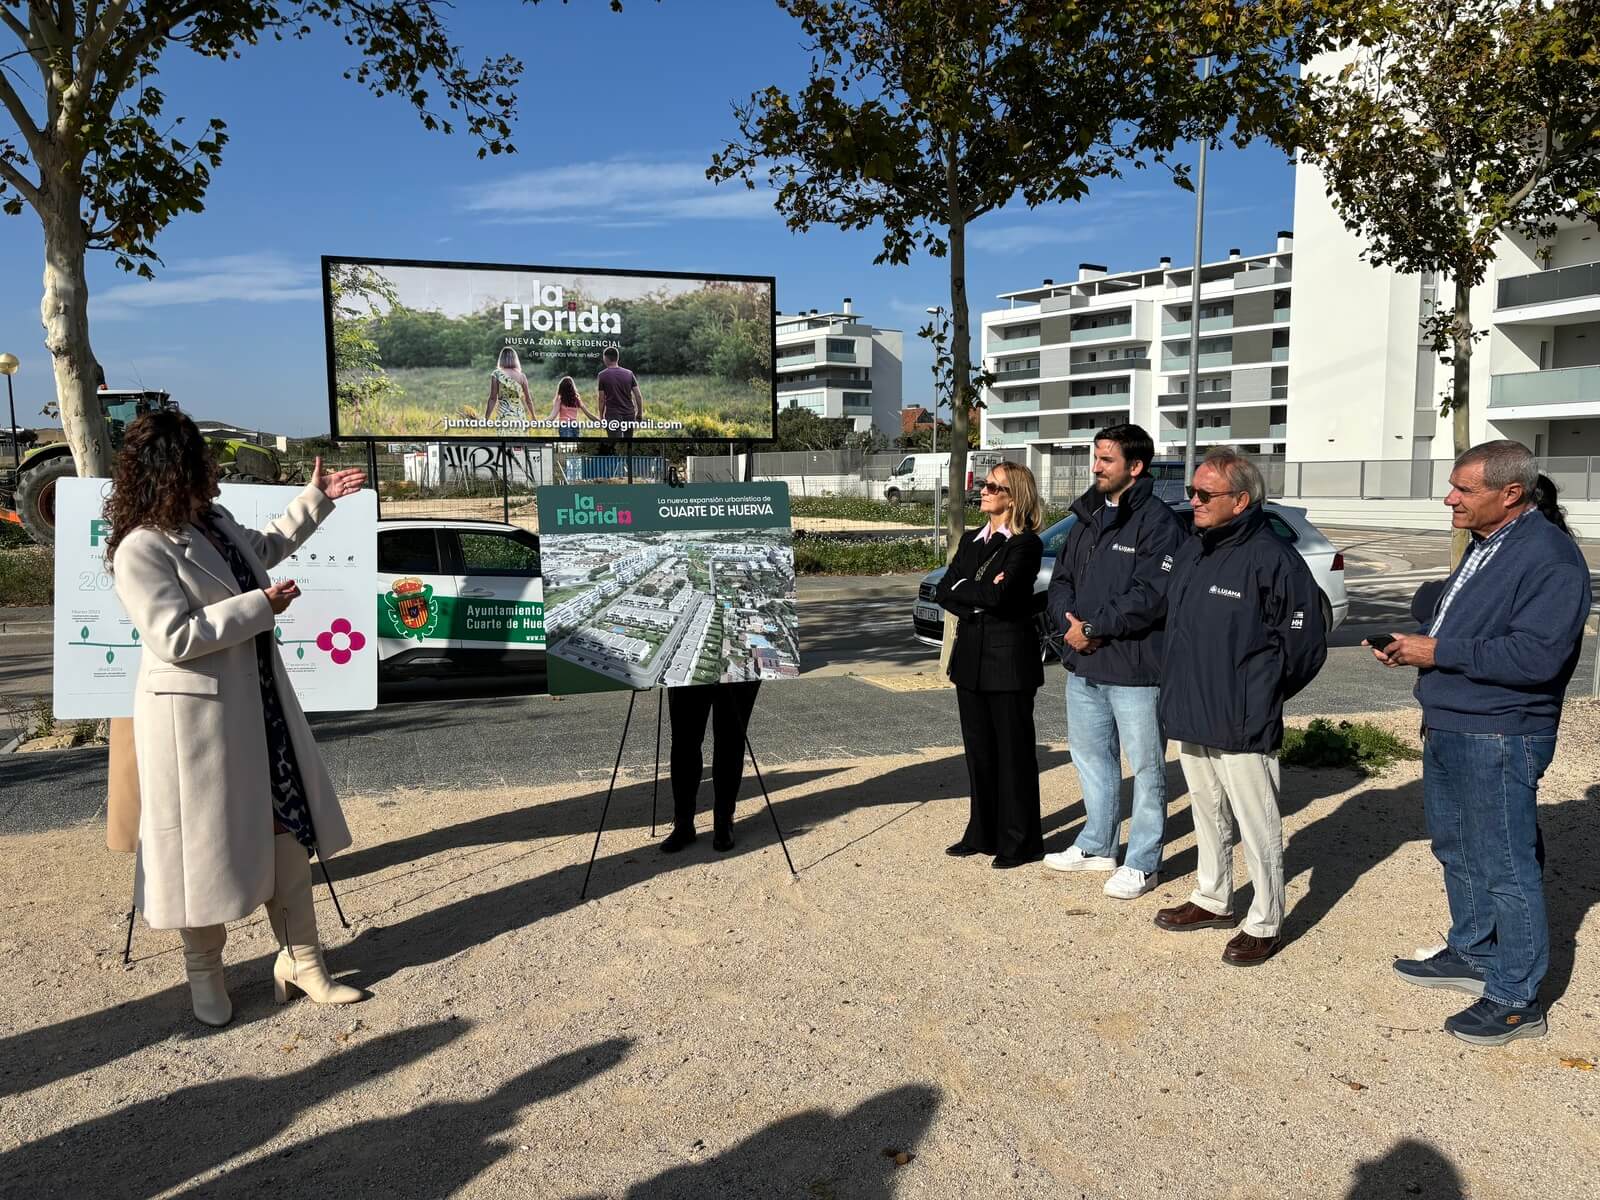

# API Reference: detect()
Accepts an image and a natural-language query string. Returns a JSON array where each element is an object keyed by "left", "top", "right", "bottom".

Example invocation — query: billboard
[
  {"left": 53, "top": 478, "right": 378, "bottom": 718},
  {"left": 322, "top": 256, "right": 776, "bottom": 443},
  {"left": 537, "top": 484, "right": 798, "bottom": 696}
]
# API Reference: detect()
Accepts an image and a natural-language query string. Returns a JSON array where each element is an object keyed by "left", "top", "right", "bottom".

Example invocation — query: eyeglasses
[
  {"left": 981, "top": 481, "right": 1010, "bottom": 494},
  {"left": 1185, "top": 485, "right": 1240, "bottom": 504}
]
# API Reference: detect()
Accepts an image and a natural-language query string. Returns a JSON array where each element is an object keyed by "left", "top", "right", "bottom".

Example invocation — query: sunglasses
[
  {"left": 981, "top": 480, "right": 1011, "bottom": 494},
  {"left": 1185, "top": 485, "right": 1240, "bottom": 504}
]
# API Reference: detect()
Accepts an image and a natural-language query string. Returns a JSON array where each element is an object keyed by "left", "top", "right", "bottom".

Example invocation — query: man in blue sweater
[{"left": 1372, "top": 440, "right": 1592, "bottom": 1046}]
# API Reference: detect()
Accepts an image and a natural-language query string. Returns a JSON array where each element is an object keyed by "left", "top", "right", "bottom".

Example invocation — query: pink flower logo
[{"left": 315, "top": 618, "right": 367, "bottom": 666}]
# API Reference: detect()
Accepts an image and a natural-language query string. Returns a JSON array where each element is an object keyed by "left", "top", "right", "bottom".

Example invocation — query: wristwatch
[{"left": 1080, "top": 621, "right": 1098, "bottom": 640}]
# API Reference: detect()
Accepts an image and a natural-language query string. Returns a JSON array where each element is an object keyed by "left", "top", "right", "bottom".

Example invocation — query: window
[
  {"left": 458, "top": 531, "right": 540, "bottom": 577},
  {"left": 827, "top": 338, "right": 855, "bottom": 354},
  {"left": 379, "top": 528, "right": 442, "bottom": 575}
]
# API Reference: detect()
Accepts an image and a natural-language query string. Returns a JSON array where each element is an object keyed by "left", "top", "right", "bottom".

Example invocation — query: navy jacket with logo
[
  {"left": 1159, "top": 505, "right": 1327, "bottom": 754},
  {"left": 1045, "top": 476, "right": 1186, "bottom": 686}
]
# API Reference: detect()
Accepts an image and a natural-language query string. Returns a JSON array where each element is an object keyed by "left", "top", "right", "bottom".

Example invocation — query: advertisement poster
[
  {"left": 537, "top": 483, "right": 798, "bottom": 696},
  {"left": 52, "top": 478, "right": 379, "bottom": 718},
  {"left": 322, "top": 256, "right": 776, "bottom": 442}
]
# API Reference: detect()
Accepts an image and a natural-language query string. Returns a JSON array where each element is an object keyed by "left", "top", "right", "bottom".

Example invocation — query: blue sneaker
[
  {"left": 1444, "top": 998, "right": 1547, "bottom": 1047},
  {"left": 1392, "top": 946, "right": 1486, "bottom": 997}
]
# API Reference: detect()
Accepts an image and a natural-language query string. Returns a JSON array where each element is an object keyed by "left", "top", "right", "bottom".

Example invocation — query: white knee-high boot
[
  {"left": 266, "top": 833, "right": 362, "bottom": 1006},
  {"left": 179, "top": 924, "right": 232, "bottom": 1027}
]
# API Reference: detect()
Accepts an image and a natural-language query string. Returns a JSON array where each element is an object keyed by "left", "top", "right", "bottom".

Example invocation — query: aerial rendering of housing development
[{"left": 542, "top": 529, "right": 799, "bottom": 689}]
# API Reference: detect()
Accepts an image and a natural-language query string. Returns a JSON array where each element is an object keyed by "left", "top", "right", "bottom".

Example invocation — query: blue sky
[{"left": 0, "top": 0, "right": 1295, "bottom": 436}]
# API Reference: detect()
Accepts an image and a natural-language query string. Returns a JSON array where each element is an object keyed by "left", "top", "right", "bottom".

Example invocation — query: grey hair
[
  {"left": 1455, "top": 439, "right": 1537, "bottom": 495},
  {"left": 1201, "top": 447, "right": 1266, "bottom": 506}
]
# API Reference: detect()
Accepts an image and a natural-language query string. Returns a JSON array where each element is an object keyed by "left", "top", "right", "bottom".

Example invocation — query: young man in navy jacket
[
  {"left": 1372, "top": 441, "right": 1591, "bottom": 1046},
  {"left": 1044, "top": 425, "right": 1185, "bottom": 899},
  {"left": 1154, "top": 449, "right": 1326, "bottom": 965}
]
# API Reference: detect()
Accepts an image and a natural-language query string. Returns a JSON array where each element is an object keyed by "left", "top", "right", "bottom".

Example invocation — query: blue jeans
[
  {"left": 1066, "top": 673, "right": 1167, "bottom": 874},
  {"left": 1422, "top": 727, "right": 1556, "bottom": 1008}
]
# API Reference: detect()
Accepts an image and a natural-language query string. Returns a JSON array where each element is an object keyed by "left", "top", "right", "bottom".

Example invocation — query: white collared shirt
[{"left": 975, "top": 523, "right": 1011, "bottom": 544}]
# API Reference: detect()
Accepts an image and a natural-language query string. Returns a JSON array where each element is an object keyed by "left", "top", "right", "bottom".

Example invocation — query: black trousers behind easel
[
  {"left": 955, "top": 685, "right": 1043, "bottom": 859},
  {"left": 668, "top": 681, "right": 761, "bottom": 835}
]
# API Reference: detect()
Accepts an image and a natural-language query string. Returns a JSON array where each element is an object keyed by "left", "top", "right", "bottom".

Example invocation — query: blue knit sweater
[{"left": 1412, "top": 511, "right": 1592, "bottom": 734}]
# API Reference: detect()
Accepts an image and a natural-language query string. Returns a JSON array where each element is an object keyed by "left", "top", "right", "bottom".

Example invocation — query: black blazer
[{"left": 936, "top": 527, "right": 1044, "bottom": 693}]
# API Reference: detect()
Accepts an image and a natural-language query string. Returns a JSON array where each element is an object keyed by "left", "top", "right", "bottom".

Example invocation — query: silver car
[{"left": 910, "top": 502, "right": 1350, "bottom": 660}]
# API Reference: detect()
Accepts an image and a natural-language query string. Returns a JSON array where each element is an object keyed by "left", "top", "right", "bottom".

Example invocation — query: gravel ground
[{"left": 0, "top": 706, "right": 1596, "bottom": 1198}]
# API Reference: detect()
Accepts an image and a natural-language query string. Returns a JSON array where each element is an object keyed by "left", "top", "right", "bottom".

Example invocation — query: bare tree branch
[
  {"left": 0, "top": 61, "right": 44, "bottom": 157},
  {"left": 0, "top": 7, "right": 35, "bottom": 48},
  {"left": 0, "top": 143, "right": 42, "bottom": 210},
  {"left": 73, "top": 0, "right": 134, "bottom": 96}
]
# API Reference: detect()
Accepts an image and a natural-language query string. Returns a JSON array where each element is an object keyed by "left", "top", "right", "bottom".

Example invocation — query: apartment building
[
  {"left": 775, "top": 300, "right": 904, "bottom": 439},
  {"left": 1290, "top": 160, "right": 1600, "bottom": 466},
  {"left": 979, "top": 238, "right": 1294, "bottom": 493}
]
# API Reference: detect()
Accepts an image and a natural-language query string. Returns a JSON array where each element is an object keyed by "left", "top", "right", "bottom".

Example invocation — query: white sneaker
[
  {"left": 1043, "top": 846, "right": 1118, "bottom": 873},
  {"left": 1104, "top": 866, "right": 1157, "bottom": 900}
]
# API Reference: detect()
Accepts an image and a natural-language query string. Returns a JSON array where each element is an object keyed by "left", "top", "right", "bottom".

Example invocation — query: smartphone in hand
[{"left": 1367, "top": 632, "right": 1396, "bottom": 651}]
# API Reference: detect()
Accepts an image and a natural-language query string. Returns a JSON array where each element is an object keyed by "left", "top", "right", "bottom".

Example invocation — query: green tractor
[{"left": 0, "top": 389, "right": 284, "bottom": 546}]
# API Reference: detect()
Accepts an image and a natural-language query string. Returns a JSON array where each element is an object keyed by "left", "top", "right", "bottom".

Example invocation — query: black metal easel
[{"left": 579, "top": 686, "right": 797, "bottom": 900}]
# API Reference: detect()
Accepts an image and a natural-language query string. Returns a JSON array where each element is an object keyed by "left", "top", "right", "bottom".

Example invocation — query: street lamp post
[
  {"left": 0, "top": 353, "right": 19, "bottom": 472},
  {"left": 1183, "top": 56, "right": 1213, "bottom": 486},
  {"left": 925, "top": 306, "right": 946, "bottom": 556}
]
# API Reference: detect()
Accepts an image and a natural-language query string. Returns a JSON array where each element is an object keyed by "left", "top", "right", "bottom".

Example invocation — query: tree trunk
[
  {"left": 40, "top": 185, "right": 113, "bottom": 479},
  {"left": 943, "top": 149, "right": 970, "bottom": 561},
  {"left": 1448, "top": 274, "right": 1472, "bottom": 568}
]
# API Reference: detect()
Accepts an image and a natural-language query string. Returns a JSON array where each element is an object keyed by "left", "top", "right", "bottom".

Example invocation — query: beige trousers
[{"left": 1178, "top": 743, "right": 1284, "bottom": 938}]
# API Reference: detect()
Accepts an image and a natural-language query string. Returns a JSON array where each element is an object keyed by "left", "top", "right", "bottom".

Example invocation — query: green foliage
[
  {"left": 793, "top": 534, "right": 942, "bottom": 575},
  {"left": 776, "top": 407, "right": 857, "bottom": 451},
  {"left": 1281, "top": 719, "right": 1420, "bottom": 774},
  {"left": 792, "top": 496, "right": 977, "bottom": 523},
  {"left": 0, "top": 546, "right": 53, "bottom": 606},
  {"left": 328, "top": 263, "right": 405, "bottom": 432}
]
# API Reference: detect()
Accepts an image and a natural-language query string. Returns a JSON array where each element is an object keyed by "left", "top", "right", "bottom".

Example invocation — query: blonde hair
[
  {"left": 497, "top": 346, "right": 522, "bottom": 372},
  {"left": 995, "top": 460, "right": 1042, "bottom": 533}
]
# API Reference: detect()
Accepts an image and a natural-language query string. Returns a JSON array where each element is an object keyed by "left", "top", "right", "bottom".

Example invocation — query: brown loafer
[
  {"left": 1221, "top": 930, "right": 1282, "bottom": 966},
  {"left": 1153, "top": 901, "right": 1240, "bottom": 932}
]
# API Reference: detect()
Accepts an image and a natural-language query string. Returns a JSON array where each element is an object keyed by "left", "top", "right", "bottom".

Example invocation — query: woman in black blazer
[{"left": 936, "top": 459, "right": 1046, "bottom": 868}]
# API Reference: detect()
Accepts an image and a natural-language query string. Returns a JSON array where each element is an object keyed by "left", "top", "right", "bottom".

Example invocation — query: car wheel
[{"left": 886, "top": 488, "right": 901, "bottom": 504}]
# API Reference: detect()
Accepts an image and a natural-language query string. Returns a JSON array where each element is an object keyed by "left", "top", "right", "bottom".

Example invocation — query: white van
[{"left": 881, "top": 450, "right": 1003, "bottom": 504}]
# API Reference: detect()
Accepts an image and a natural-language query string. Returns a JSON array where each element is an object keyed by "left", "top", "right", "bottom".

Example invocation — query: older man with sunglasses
[{"left": 1154, "top": 449, "right": 1326, "bottom": 965}]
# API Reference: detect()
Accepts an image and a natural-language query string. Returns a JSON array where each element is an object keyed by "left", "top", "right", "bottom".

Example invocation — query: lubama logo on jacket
[{"left": 1208, "top": 584, "right": 1243, "bottom": 600}]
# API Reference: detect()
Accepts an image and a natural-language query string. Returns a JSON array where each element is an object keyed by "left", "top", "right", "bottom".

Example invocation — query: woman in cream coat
[{"left": 107, "top": 411, "right": 366, "bottom": 1027}]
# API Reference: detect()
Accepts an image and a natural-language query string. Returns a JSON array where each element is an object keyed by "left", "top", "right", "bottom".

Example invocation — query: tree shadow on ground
[
  {"left": 1, "top": 1022, "right": 630, "bottom": 1198},
  {"left": 1345, "top": 1137, "right": 1465, "bottom": 1199},
  {"left": 577, "top": 1084, "right": 942, "bottom": 1200},
  {"left": 1282, "top": 773, "right": 1599, "bottom": 1003}
]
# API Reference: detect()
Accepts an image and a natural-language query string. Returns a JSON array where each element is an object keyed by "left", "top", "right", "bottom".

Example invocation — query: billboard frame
[{"left": 320, "top": 254, "right": 779, "bottom": 446}]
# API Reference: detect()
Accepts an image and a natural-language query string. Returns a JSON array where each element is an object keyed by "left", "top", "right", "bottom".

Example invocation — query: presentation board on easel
[{"left": 536, "top": 483, "right": 798, "bottom": 696}]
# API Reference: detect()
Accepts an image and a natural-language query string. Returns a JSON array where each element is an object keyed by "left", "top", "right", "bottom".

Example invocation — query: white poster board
[{"left": 52, "top": 478, "right": 378, "bottom": 717}]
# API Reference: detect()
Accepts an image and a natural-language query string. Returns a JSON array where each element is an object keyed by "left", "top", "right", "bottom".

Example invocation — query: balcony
[
  {"left": 1268, "top": 423, "right": 1287, "bottom": 438},
  {"left": 1070, "top": 357, "right": 1148, "bottom": 375},
  {"left": 986, "top": 395, "right": 1041, "bottom": 415},
  {"left": 1162, "top": 351, "right": 1232, "bottom": 372},
  {"left": 1272, "top": 307, "right": 1292, "bottom": 323},
  {"left": 988, "top": 426, "right": 1037, "bottom": 447},
  {"left": 994, "top": 366, "right": 1040, "bottom": 384},
  {"left": 826, "top": 350, "right": 860, "bottom": 364},
  {"left": 1497, "top": 260, "right": 1600, "bottom": 309},
  {"left": 1068, "top": 393, "right": 1131, "bottom": 410},
  {"left": 1489, "top": 364, "right": 1600, "bottom": 411},
  {"left": 1161, "top": 315, "right": 1233, "bottom": 337},
  {"left": 988, "top": 333, "right": 1041, "bottom": 351},
  {"left": 1070, "top": 320, "right": 1134, "bottom": 342},
  {"left": 1061, "top": 428, "right": 1103, "bottom": 442},
  {"left": 1161, "top": 425, "right": 1233, "bottom": 442},
  {"left": 1270, "top": 383, "right": 1288, "bottom": 400},
  {"left": 776, "top": 352, "right": 817, "bottom": 368},
  {"left": 1158, "top": 390, "right": 1232, "bottom": 407},
  {"left": 1270, "top": 345, "right": 1290, "bottom": 362}
]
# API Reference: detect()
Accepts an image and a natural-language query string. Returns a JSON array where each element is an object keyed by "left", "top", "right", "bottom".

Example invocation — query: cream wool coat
[{"left": 112, "top": 486, "right": 352, "bottom": 930}]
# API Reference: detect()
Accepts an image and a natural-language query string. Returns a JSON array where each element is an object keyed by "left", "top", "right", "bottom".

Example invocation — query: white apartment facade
[
  {"left": 979, "top": 238, "right": 1294, "bottom": 494},
  {"left": 1289, "top": 168, "right": 1600, "bottom": 471},
  {"left": 775, "top": 301, "right": 903, "bottom": 439}
]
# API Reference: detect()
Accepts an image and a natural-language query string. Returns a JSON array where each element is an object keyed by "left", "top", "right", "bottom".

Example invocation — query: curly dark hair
[{"left": 104, "top": 410, "right": 219, "bottom": 567}]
